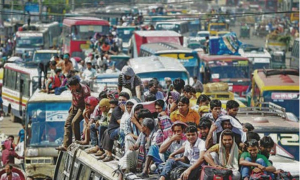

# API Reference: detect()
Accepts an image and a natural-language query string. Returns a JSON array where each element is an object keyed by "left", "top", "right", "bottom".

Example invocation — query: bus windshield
[
  {"left": 208, "top": 60, "right": 250, "bottom": 79},
  {"left": 16, "top": 37, "right": 43, "bottom": 48},
  {"left": 156, "top": 23, "right": 180, "bottom": 32},
  {"left": 33, "top": 53, "right": 58, "bottom": 62},
  {"left": 71, "top": 25, "right": 109, "bottom": 41},
  {"left": 138, "top": 71, "right": 188, "bottom": 87},
  {"left": 209, "top": 25, "right": 226, "bottom": 31},
  {"left": 26, "top": 102, "right": 71, "bottom": 147},
  {"left": 118, "top": 28, "right": 135, "bottom": 43}
]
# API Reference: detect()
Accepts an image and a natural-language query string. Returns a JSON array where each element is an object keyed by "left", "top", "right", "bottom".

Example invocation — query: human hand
[
  {"left": 181, "top": 169, "right": 191, "bottom": 180},
  {"left": 257, "top": 164, "right": 266, "bottom": 171},
  {"left": 210, "top": 123, "right": 217, "bottom": 132},
  {"left": 171, "top": 134, "right": 182, "bottom": 142}
]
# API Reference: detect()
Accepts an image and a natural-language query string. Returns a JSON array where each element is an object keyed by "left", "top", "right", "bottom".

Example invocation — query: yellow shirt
[{"left": 170, "top": 108, "right": 200, "bottom": 124}]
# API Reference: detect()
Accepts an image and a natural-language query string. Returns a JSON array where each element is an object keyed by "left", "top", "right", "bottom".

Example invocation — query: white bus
[
  {"left": 239, "top": 46, "right": 271, "bottom": 71},
  {"left": 2, "top": 62, "right": 39, "bottom": 122},
  {"left": 155, "top": 21, "right": 189, "bottom": 37},
  {"left": 25, "top": 90, "right": 72, "bottom": 179},
  {"left": 36, "top": 22, "right": 62, "bottom": 48},
  {"left": 15, "top": 29, "right": 50, "bottom": 55}
]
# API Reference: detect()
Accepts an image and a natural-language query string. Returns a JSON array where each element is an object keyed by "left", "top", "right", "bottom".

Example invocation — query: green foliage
[{"left": 32, "top": 0, "right": 70, "bottom": 13}]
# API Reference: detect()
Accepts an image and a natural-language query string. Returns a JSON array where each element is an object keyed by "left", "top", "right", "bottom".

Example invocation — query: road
[{"left": 0, "top": 116, "right": 22, "bottom": 142}]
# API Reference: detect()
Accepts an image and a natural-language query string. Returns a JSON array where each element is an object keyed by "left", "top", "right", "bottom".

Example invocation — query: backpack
[
  {"left": 200, "top": 165, "right": 232, "bottom": 180},
  {"left": 170, "top": 166, "right": 187, "bottom": 180},
  {"left": 277, "top": 171, "right": 295, "bottom": 180},
  {"left": 250, "top": 173, "right": 271, "bottom": 180}
]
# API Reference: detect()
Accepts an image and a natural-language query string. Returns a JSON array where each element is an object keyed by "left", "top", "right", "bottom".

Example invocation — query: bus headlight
[{"left": 26, "top": 149, "right": 38, "bottom": 157}]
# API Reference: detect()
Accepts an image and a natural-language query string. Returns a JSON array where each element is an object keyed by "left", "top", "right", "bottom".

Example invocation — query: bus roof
[
  {"left": 34, "top": 50, "right": 60, "bottom": 54},
  {"left": 63, "top": 17, "right": 110, "bottom": 26},
  {"left": 4, "top": 62, "right": 39, "bottom": 76},
  {"left": 253, "top": 69, "right": 299, "bottom": 92},
  {"left": 239, "top": 48, "right": 271, "bottom": 58},
  {"left": 134, "top": 30, "right": 182, "bottom": 37},
  {"left": 140, "top": 42, "right": 193, "bottom": 53},
  {"left": 129, "top": 56, "right": 187, "bottom": 74},
  {"left": 29, "top": 90, "right": 72, "bottom": 102},
  {"left": 156, "top": 21, "right": 188, "bottom": 25},
  {"left": 16, "top": 31, "right": 43, "bottom": 37},
  {"left": 199, "top": 54, "right": 249, "bottom": 61}
]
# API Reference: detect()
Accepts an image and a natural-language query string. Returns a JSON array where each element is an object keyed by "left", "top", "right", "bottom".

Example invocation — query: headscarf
[
  {"left": 121, "top": 66, "right": 135, "bottom": 89},
  {"left": 120, "top": 99, "right": 137, "bottom": 133},
  {"left": 167, "top": 91, "right": 180, "bottom": 104},
  {"left": 214, "top": 115, "right": 246, "bottom": 143},
  {"left": 218, "top": 130, "right": 239, "bottom": 170}
]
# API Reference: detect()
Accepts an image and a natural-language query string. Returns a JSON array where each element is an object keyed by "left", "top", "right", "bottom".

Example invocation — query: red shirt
[
  {"left": 50, "top": 75, "right": 63, "bottom": 88},
  {"left": 71, "top": 84, "right": 91, "bottom": 108}
]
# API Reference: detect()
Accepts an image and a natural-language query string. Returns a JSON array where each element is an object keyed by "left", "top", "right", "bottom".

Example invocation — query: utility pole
[
  {"left": 38, "top": 0, "right": 42, "bottom": 22},
  {"left": 71, "top": 0, "right": 75, "bottom": 12},
  {"left": 0, "top": 0, "right": 3, "bottom": 26}
]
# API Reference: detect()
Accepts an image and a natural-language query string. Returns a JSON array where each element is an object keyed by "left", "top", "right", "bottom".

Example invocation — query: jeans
[
  {"left": 241, "top": 157, "right": 274, "bottom": 179},
  {"left": 160, "top": 159, "right": 191, "bottom": 180},
  {"left": 90, "top": 124, "right": 107, "bottom": 147},
  {"left": 109, "top": 128, "right": 120, "bottom": 140}
]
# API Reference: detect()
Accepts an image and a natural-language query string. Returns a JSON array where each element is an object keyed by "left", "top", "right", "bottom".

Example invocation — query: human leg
[
  {"left": 71, "top": 108, "right": 84, "bottom": 141},
  {"left": 60, "top": 107, "right": 77, "bottom": 149},
  {"left": 241, "top": 157, "right": 252, "bottom": 179},
  {"left": 160, "top": 159, "right": 177, "bottom": 180},
  {"left": 90, "top": 123, "right": 98, "bottom": 146}
]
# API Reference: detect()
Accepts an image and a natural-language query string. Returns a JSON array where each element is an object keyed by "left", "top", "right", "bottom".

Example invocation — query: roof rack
[
  {"left": 238, "top": 102, "right": 287, "bottom": 119},
  {"left": 263, "top": 68, "right": 299, "bottom": 77}
]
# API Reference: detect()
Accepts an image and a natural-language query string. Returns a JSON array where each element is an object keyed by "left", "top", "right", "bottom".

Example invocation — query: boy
[
  {"left": 239, "top": 139, "right": 276, "bottom": 180},
  {"left": 198, "top": 117, "right": 212, "bottom": 140},
  {"left": 226, "top": 100, "right": 241, "bottom": 124},
  {"left": 45, "top": 69, "right": 64, "bottom": 94},
  {"left": 202, "top": 99, "right": 222, "bottom": 121},
  {"left": 259, "top": 136, "right": 274, "bottom": 160},
  {"left": 159, "top": 125, "right": 206, "bottom": 180}
]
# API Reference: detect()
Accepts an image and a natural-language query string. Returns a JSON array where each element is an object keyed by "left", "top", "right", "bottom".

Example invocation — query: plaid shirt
[{"left": 71, "top": 84, "right": 91, "bottom": 108}]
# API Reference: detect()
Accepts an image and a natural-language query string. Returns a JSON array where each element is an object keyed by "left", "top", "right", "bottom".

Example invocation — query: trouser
[
  {"left": 38, "top": 62, "right": 49, "bottom": 89},
  {"left": 124, "top": 134, "right": 136, "bottom": 152},
  {"left": 241, "top": 157, "right": 274, "bottom": 179},
  {"left": 102, "top": 128, "right": 119, "bottom": 152},
  {"left": 160, "top": 159, "right": 200, "bottom": 180},
  {"left": 63, "top": 107, "right": 84, "bottom": 148},
  {"left": 90, "top": 123, "right": 107, "bottom": 148},
  {"left": 210, "top": 152, "right": 241, "bottom": 180}
]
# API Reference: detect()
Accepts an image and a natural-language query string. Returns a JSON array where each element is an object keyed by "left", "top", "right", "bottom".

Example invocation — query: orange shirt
[{"left": 170, "top": 108, "right": 200, "bottom": 124}]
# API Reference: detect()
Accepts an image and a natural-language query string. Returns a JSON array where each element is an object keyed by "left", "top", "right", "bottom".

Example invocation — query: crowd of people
[{"left": 48, "top": 64, "right": 286, "bottom": 180}]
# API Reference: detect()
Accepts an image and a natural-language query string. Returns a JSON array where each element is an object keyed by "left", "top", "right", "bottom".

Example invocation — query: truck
[{"left": 129, "top": 30, "right": 183, "bottom": 58}]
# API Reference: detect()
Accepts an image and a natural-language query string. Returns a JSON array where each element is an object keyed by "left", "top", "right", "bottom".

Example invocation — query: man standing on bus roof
[
  {"left": 57, "top": 53, "right": 74, "bottom": 76},
  {"left": 56, "top": 76, "right": 91, "bottom": 151},
  {"left": 118, "top": 66, "right": 142, "bottom": 100}
]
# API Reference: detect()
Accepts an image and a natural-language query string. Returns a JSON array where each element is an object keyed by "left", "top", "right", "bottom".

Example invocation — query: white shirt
[
  {"left": 82, "top": 68, "right": 96, "bottom": 81},
  {"left": 183, "top": 138, "right": 206, "bottom": 165}
]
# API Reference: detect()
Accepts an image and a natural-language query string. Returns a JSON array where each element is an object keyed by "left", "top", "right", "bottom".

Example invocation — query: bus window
[
  {"left": 78, "top": 165, "right": 91, "bottom": 180},
  {"left": 22, "top": 75, "right": 30, "bottom": 97},
  {"left": 63, "top": 25, "right": 71, "bottom": 45}
]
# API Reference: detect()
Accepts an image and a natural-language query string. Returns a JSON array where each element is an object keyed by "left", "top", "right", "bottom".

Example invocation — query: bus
[
  {"left": 116, "top": 26, "right": 137, "bottom": 54},
  {"left": 38, "top": 22, "right": 62, "bottom": 48},
  {"left": 24, "top": 90, "right": 72, "bottom": 179},
  {"left": 290, "top": 38, "right": 299, "bottom": 68},
  {"left": 128, "top": 56, "right": 190, "bottom": 87},
  {"left": 2, "top": 62, "right": 39, "bottom": 122},
  {"left": 139, "top": 42, "right": 200, "bottom": 79},
  {"left": 208, "top": 22, "right": 228, "bottom": 36},
  {"left": 15, "top": 29, "right": 50, "bottom": 55},
  {"left": 199, "top": 54, "right": 251, "bottom": 97},
  {"left": 265, "top": 0, "right": 278, "bottom": 12},
  {"left": 155, "top": 21, "right": 189, "bottom": 37},
  {"left": 62, "top": 17, "right": 110, "bottom": 59},
  {"left": 249, "top": 69, "right": 299, "bottom": 118},
  {"left": 239, "top": 46, "right": 271, "bottom": 70}
]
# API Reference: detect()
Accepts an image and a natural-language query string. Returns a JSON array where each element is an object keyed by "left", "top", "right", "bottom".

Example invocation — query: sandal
[
  {"left": 99, "top": 154, "right": 107, "bottom": 160},
  {"left": 85, "top": 147, "right": 99, "bottom": 154},
  {"left": 94, "top": 150, "right": 105, "bottom": 156},
  {"left": 103, "top": 155, "right": 113, "bottom": 162}
]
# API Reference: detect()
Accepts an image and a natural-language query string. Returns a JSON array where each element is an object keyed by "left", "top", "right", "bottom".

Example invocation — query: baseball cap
[{"left": 85, "top": 96, "right": 99, "bottom": 107}]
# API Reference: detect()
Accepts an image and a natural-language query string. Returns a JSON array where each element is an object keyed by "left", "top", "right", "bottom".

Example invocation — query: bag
[
  {"left": 277, "top": 171, "right": 295, "bottom": 180},
  {"left": 200, "top": 165, "right": 232, "bottom": 180},
  {"left": 170, "top": 166, "right": 187, "bottom": 180},
  {"left": 249, "top": 173, "right": 271, "bottom": 180}
]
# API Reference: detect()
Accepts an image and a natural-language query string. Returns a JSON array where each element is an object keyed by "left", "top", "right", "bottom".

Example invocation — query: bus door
[{"left": 18, "top": 74, "right": 25, "bottom": 118}]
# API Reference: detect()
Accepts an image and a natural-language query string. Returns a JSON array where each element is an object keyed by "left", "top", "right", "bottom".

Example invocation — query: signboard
[
  {"left": 25, "top": 2, "right": 39, "bottom": 13},
  {"left": 271, "top": 92, "right": 299, "bottom": 100},
  {"left": 46, "top": 110, "right": 69, "bottom": 122}
]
